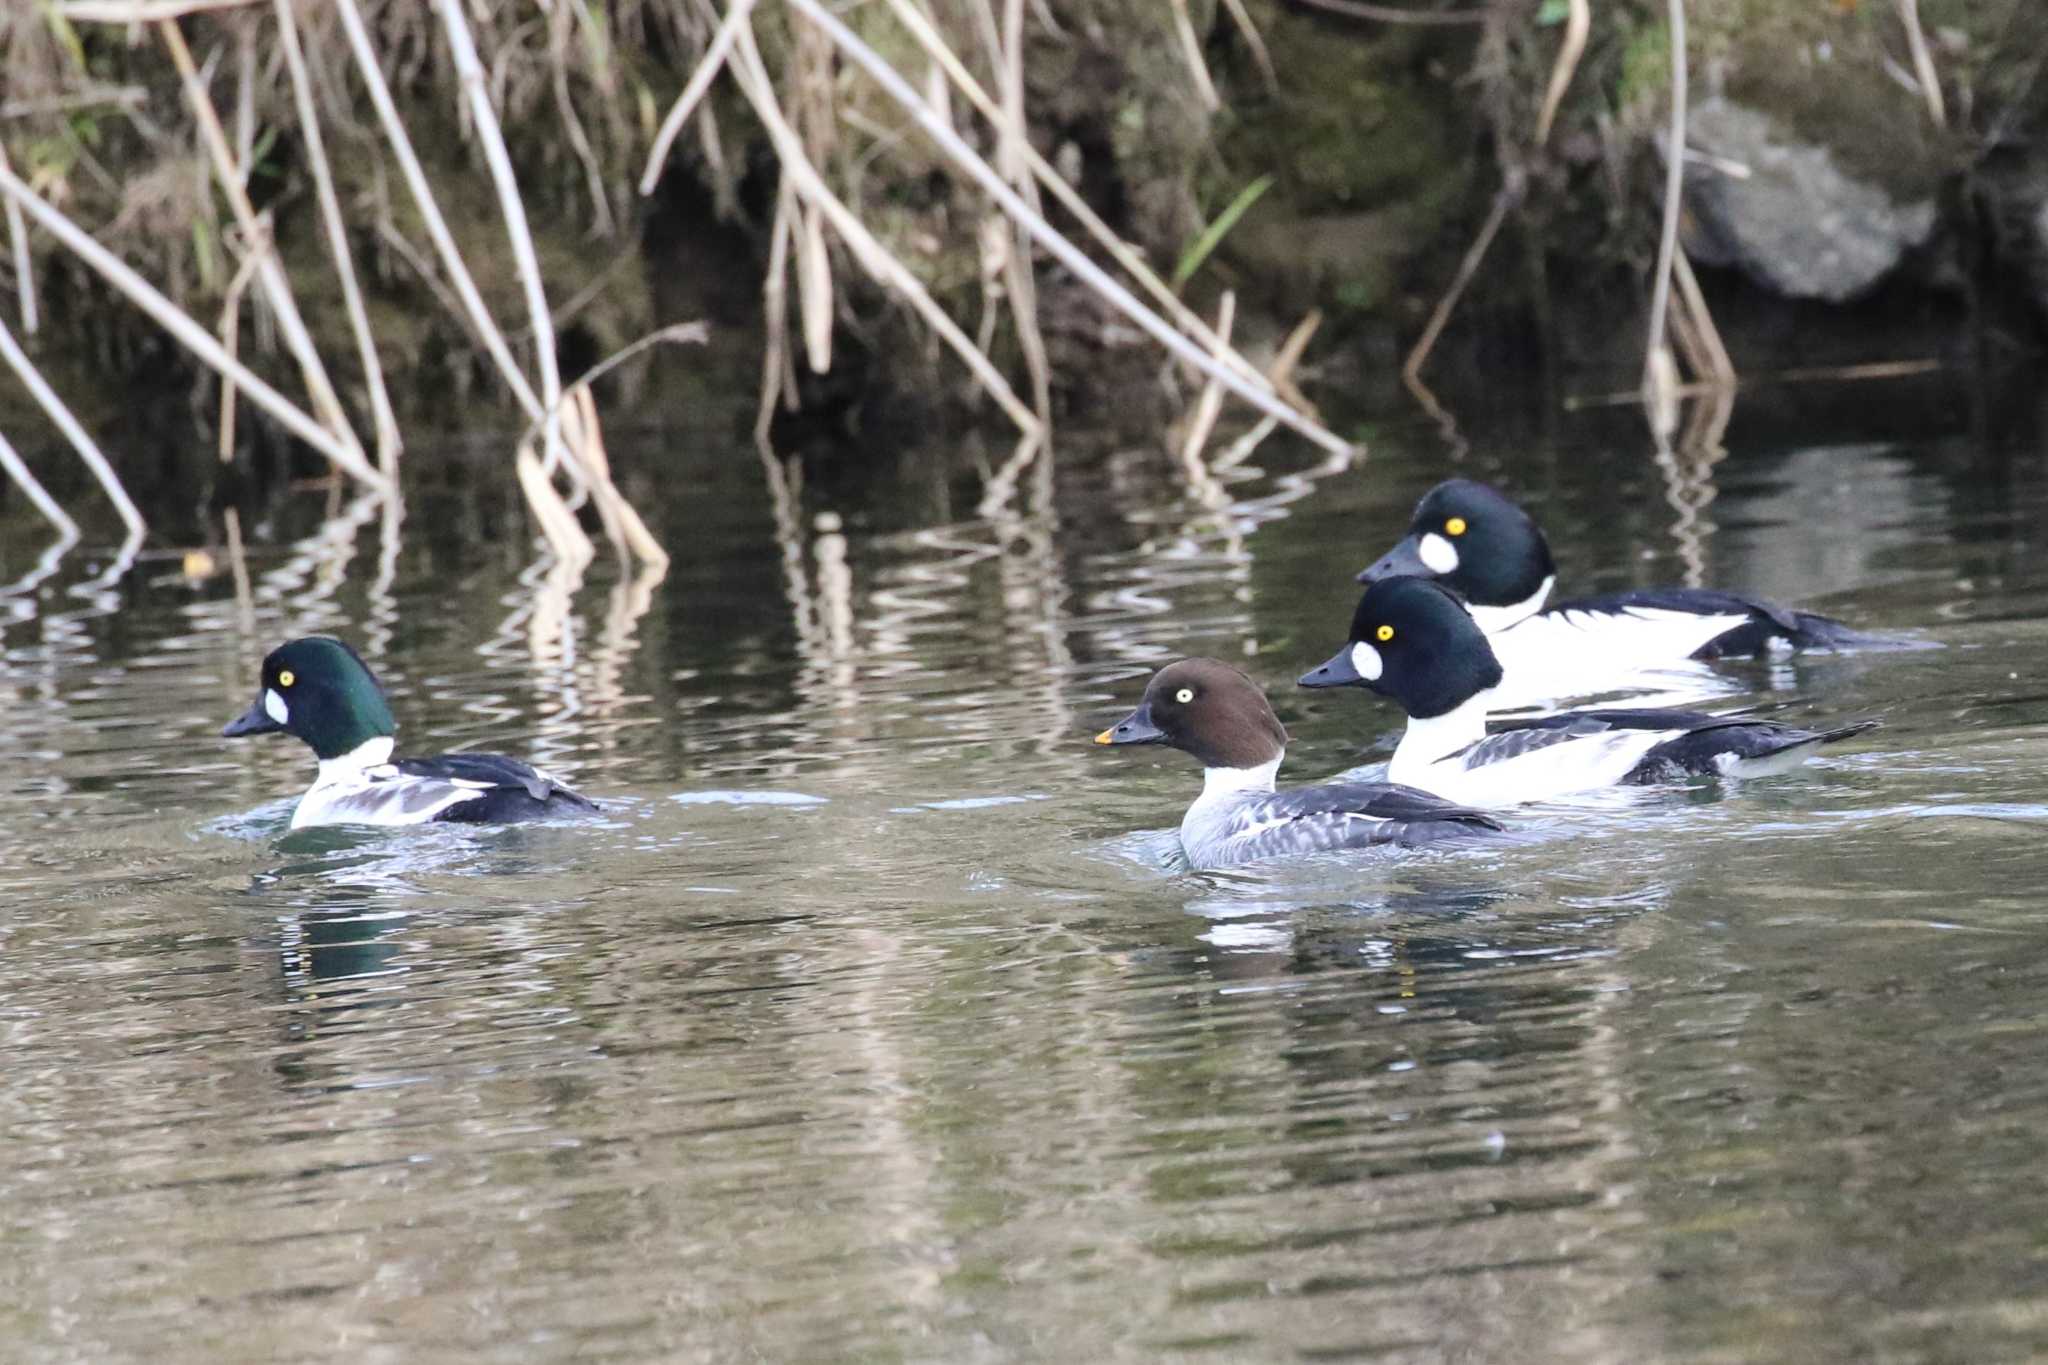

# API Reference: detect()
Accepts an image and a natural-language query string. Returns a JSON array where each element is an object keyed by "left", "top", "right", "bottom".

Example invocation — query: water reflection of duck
[
  {"left": 1357, "top": 479, "right": 1899, "bottom": 698},
  {"left": 223, "top": 636, "right": 598, "bottom": 829},
  {"left": 1302, "top": 577, "right": 1879, "bottom": 808},
  {"left": 1094, "top": 657, "right": 1502, "bottom": 870}
]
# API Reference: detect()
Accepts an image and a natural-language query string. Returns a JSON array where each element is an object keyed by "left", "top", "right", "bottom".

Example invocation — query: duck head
[
  {"left": 1299, "top": 576, "right": 1505, "bottom": 719},
  {"left": 223, "top": 636, "right": 397, "bottom": 761},
  {"left": 1094, "top": 658, "right": 1287, "bottom": 770},
  {"left": 1357, "top": 478, "right": 1557, "bottom": 614}
]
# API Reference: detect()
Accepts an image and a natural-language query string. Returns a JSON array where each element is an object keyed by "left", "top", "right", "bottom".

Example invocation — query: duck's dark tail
[{"left": 1785, "top": 612, "right": 1933, "bottom": 654}]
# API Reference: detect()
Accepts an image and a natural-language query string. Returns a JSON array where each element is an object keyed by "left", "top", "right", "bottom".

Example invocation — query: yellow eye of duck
[
  {"left": 278, "top": 670, "right": 295, "bottom": 687},
  {"left": 1174, "top": 687, "right": 1195, "bottom": 704},
  {"left": 1376, "top": 625, "right": 1394, "bottom": 642},
  {"left": 1445, "top": 517, "right": 1467, "bottom": 536}
]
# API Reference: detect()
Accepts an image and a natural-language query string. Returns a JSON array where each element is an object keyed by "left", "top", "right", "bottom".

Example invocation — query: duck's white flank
[
  {"left": 1389, "top": 692, "right": 1681, "bottom": 808},
  {"left": 292, "top": 736, "right": 487, "bottom": 829}
]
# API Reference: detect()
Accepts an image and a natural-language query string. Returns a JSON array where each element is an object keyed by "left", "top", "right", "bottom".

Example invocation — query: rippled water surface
[{"left": 5, "top": 386, "right": 2048, "bottom": 1362}]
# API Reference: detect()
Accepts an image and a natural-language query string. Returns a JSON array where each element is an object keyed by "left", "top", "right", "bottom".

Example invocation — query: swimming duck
[
  {"left": 222, "top": 636, "right": 598, "bottom": 828},
  {"left": 1094, "top": 657, "right": 1502, "bottom": 869},
  {"left": 1358, "top": 480, "right": 1888, "bottom": 686},
  {"left": 1299, "top": 577, "right": 1879, "bottom": 808}
]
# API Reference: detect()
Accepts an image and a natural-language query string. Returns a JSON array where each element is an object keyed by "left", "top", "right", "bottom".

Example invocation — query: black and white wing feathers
[
  {"left": 392, "top": 752, "right": 599, "bottom": 823},
  {"left": 1230, "top": 782, "right": 1504, "bottom": 855}
]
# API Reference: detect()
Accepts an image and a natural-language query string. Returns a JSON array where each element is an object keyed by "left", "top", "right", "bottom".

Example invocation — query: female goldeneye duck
[
  {"left": 1358, "top": 478, "right": 1891, "bottom": 673},
  {"left": 1299, "top": 577, "right": 1880, "bottom": 808},
  {"left": 1092, "top": 656, "right": 1501, "bottom": 870},
  {"left": 222, "top": 636, "right": 598, "bottom": 829}
]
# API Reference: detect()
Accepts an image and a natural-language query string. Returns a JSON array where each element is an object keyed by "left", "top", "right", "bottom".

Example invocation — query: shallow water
[{"left": 4, "top": 383, "right": 2048, "bottom": 1362}]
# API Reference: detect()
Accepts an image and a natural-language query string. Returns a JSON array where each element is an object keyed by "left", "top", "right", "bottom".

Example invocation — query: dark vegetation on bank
[{"left": 1, "top": 0, "right": 2045, "bottom": 534}]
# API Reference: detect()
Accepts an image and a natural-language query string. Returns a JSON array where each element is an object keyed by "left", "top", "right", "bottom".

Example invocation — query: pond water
[{"left": 3, "top": 376, "right": 2048, "bottom": 1362}]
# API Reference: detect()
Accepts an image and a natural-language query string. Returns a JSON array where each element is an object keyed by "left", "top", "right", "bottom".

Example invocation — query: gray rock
[{"left": 1681, "top": 98, "right": 1937, "bottom": 303}]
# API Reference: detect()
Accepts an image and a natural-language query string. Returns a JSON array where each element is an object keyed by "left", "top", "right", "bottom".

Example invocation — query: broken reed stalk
[
  {"left": 0, "top": 425, "right": 80, "bottom": 540},
  {"left": 158, "top": 17, "right": 367, "bottom": 472},
  {"left": 0, "top": 142, "right": 36, "bottom": 335},
  {"left": 0, "top": 310, "right": 147, "bottom": 536},
  {"left": 275, "top": 0, "right": 402, "bottom": 476},
  {"left": 1642, "top": 0, "right": 1688, "bottom": 413},
  {"left": 877, "top": 0, "right": 1267, "bottom": 390},
  {"left": 727, "top": 14, "right": 1042, "bottom": 438},
  {"left": 781, "top": 0, "right": 1351, "bottom": 455},
  {"left": 0, "top": 161, "right": 388, "bottom": 491}
]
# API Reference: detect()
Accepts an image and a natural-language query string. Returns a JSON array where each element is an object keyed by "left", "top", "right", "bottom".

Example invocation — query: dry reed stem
[
  {"left": 564, "top": 383, "right": 670, "bottom": 570},
  {"left": 1670, "top": 245, "right": 1733, "bottom": 386},
  {"left": 1177, "top": 290, "right": 1235, "bottom": 481},
  {"left": 1401, "top": 177, "right": 1514, "bottom": 403},
  {"left": 0, "top": 310, "right": 147, "bottom": 536},
  {"left": 878, "top": 0, "right": 1268, "bottom": 393},
  {"left": 1168, "top": 0, "right": 1221, "bottom": 111},
  {"left": 1266, "top": 307, "right": 1322, "bottom": 416},
  {"left": 1534, "top": 0, "right": 1590, "bottom": 146},
  {"left": 332, "top": 0, "right": 544, "bottom": 422},
  {"left": 516, "top": 438, "right": 596, "bottom": 568},
  {"left": 730, "top": 12, "right": 1042, "bottom": 438},
  {"left": 796, "top": 200, "right": 834, "bottom": 373},
  {"left": 216, "top": 234, "right": 266, "bottom": 463},
  {"left": 1217, "top": 0, "right": 1279, "bottom": 94},
  {"left": 59, "top": 0, "right": 261, "bottom": 18},
  {"left": 786, "top": 0, "right": 1349, "bottom": 454},
  {"left": 1211, "top": 415, "right": 1281, "bottom": 472},
  {"left": 637, "top": 0, "right": 759, "bottom": 195},
  {"left": 160, "top": 17, "right": 367, "bottom": 472},
  {"left": 276, "top": 0, "right": 402, "bottom": 476},
  {"left": 1894, "top": 0, "right": 1947, "bottom": 128},
  {"left": 0, "top": 424, "right": 80, "bottom": 540},
  {"left": 1288, "top": 0, "right": 1488, "bottom": 23},
  {"left": 0, "top": 86, "right": 148, "bottom": 120},
  {"left": 975, "top": 430, "right": 1045, "bottom": 518},
  {"left": 0, "top": 142, "right": 36, "bottom": 335},
  {"left": 996, "top": 0, "right": 1052, "bottom": 424},
  {"left": 1643, "top": 0, "right": 1687, "bottom": 411},
  {"left": 757, "top": 183, "right": 796, "bottom": 443},
  {"left": 0, "top": 161, "right": 389, "bottom": 490},
  {"left": 223, "top": 504, "right": 255, "bottom": 634},
  {"left": 434, "top": 0, "right": 568, "bottom": 472}
]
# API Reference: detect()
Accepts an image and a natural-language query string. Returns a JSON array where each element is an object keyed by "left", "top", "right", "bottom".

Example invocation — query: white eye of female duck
[{"left": 1175, "top": 687, "right": 1195, "bottom": 704}]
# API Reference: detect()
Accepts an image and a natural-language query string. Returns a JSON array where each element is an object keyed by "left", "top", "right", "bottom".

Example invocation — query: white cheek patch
[
  {"left": 1418, "top": 532, "right": 1459, "bottom": 574},
  {"left": 1349, "top": 642, "right": 1384, "bottom": 682},
  {"left": 264, "top": 688, "right": 290, "bottom": 725}
]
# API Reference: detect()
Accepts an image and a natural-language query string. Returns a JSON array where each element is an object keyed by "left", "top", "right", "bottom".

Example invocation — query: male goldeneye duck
[
  {"left": 222, "top": 636, "right": 598, "bottom": 829},
  {"left": 1358, "top": 479, "right": 1894, "bottom": 680},
  {"left": 1299, "top": 577, "right": 1879, "bottom": 808},
  {"left": 1093, "top": 657, "right": 1501, "bottom": 870}
]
